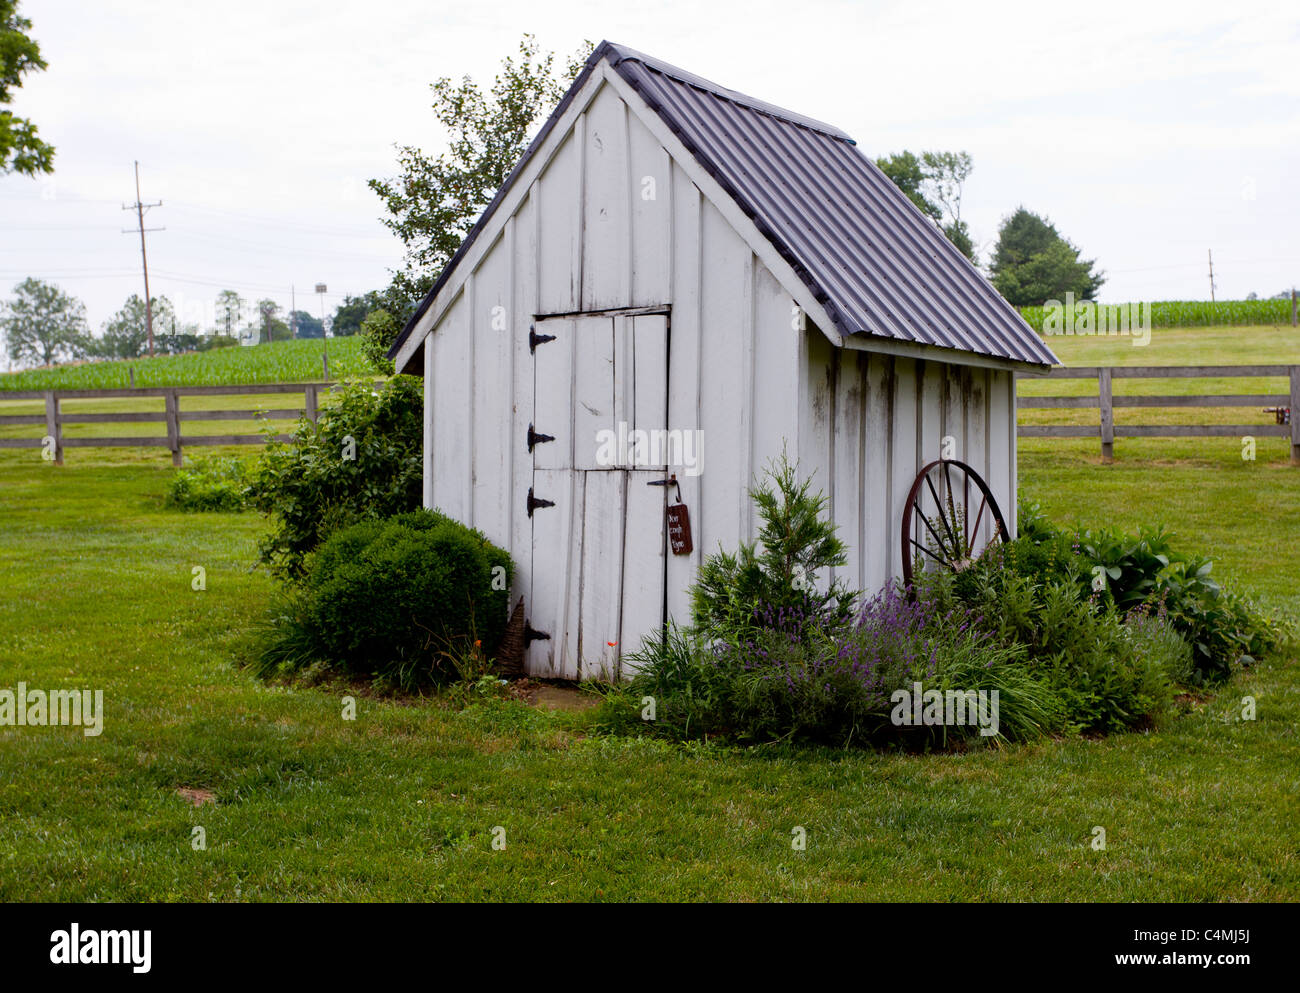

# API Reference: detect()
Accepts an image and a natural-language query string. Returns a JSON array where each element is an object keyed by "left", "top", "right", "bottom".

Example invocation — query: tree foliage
[
  {"left": 876, "top": 149, "right": 975, "bottom": 260},
  {"left": 0, "top": 0, "right": 54, "bottom": 176},
  {"left": 360, "top": 308, "right": 399, "bottom": 374},
  {"left": 330, "top": 291, "right": 383, "bottom": 337},
  {"left": 691, "top": 452, "right": 855, "bottom": 635},
  {"left": 990, "top": 207, "right": 1105, "bottom": 306},
  {"left": 369, "top": 34, "right": 591, "bottom": 321},
  {"left": 875, "top": 151, "right": 940, "bottom": 221},
  {"left": 1, "top": 277, "right": 85, "bottom": 366},
  {"left": 255, "top": 298, "right": 291, "bottom": 344},
  {"left": 289, "top": 309, "right": 324, "bottom": 339},
  {"left": 247, "top": 376, "right": 424, "bottom": 580},
  {"left": 214, "top": 290, "right": 245, "bottom": 338}
]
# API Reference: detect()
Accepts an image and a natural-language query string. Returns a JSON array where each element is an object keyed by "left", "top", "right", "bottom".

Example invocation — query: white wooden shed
[{"left": 388, "top": 41, "right": 1058, "bottom": 679}]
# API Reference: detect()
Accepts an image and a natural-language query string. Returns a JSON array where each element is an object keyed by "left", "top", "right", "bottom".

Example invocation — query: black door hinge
[
  {"left": 527, "top": 487, "right": 555, "bottom": 517},
  {"left": 527, "top": 423, "right": 555, "bottom": 452},
  {"left": 529, "top": 326, "right": 556, "bottom": 352},
  {"left": 524, "top": 623, "right": 551, "bottom": 645}
]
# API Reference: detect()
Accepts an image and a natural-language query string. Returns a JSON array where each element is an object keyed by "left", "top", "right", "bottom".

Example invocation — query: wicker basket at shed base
[{"left": 494, "top": 597, "right": 527, "bottom": 680}]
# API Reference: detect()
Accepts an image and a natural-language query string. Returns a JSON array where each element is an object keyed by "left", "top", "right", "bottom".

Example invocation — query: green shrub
[
  {"left": 257, "top": 511, "right": 511, "bottom": 690},
  {"left": 691, "top": 453, "right": 855, "bottom": 637},
  {"left": 1013, "top": 502, "right": 1279, "bottom": 683},
  {"left": 247, "top": 375, "right": 422, "bottom": 580},
  {"left": 164, "top": 456, "right": 250, "bottom": 512},
  {"left": 626, "top": 586, "right": 1059, "bottom": 747},
  {"left": 360, "top": 309, "right": 400, "bottom": 375}
]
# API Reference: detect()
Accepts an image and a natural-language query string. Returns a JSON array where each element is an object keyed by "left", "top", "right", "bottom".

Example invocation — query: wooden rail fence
[
  {"left": 0, "top": 382, "right": 335, "bottom": 466},
  {"left": 1018, "top": 365, "right": 1300, "bottom": 464}
]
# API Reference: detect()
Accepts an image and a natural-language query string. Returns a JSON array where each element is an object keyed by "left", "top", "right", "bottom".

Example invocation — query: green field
[
  {"left": 1017, "top": 299, "right": 1296, "bottom": 333},
  {"left": 0, "top": 336, "right": 371, "bottom": 391},
  {"left": 0, "top": 323, "right": 1297, "bottom": 901}
]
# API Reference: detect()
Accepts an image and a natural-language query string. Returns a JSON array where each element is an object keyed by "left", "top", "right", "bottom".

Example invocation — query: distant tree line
[
  {"left": 876, "top": 149, "right": 1105, "bottom": 306},
  {"left": 0, "top": 280, "right": 414, "bottom": 369}
]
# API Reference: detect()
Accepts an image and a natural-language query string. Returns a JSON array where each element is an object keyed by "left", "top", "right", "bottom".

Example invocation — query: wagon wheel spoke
[
  {"left": 923, "top": 474, "right": 959, "bottom": 553},
  {"left": 970, "top": 493, "right": 987, "bottom": 546},
  {"left": 909, "top": 537, "right": 951, "bottom": 567},
  {"left": 963, "top": 474, "right": 971, "bottom": 548},
  {"left": 914, "top": 507, "right": 956, "bottom": 562}
]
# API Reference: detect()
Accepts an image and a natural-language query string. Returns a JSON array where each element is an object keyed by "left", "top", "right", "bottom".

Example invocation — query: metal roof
[{"left": 391, "top": 41, "right": 1058, "bottom": 370}]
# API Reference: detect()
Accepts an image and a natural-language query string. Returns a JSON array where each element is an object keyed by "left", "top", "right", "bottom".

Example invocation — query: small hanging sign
[{"left": 667, "top": 502, "right": 693, "bottom": 556}]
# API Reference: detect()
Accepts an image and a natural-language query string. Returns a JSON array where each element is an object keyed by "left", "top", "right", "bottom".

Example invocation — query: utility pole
[
  {"left": 122, "top": 162, "right": 163, "bottom": 357},
  {"left": 1207, "top": 249, "right": 1216, "bottom": 303},
  {"left": 315, "top": 283, "right": 329, "bottom": 378},
  {"left": 290, "top": 284, "right": 297, "bottom": 339}
]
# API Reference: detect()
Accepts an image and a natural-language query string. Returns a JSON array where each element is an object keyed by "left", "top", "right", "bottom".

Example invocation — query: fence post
[
  {"left": 43, "top": 390, "right": 63, "bottom": 465},
  {"left": 304, "top": 384, "right": 319, "bottom": 424},
  {"left": 1098, "top": 368, "right": 1114, "bottom": 463},
  {"left": 1290, "top": 366, "right": 1299, "bottom": 467},
  {"left": 164, "top": 389, "right": 182, "bottom": 467}
]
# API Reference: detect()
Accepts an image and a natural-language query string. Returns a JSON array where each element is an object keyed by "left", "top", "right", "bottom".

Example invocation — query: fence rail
[
  {"left": 0, "top": 382, "right": 335, "bottom": 465},
  {"left": 1018, "top": 365, "right": 1300, "bottom": 464}
]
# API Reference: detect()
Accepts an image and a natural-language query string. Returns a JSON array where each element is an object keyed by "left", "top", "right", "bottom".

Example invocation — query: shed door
[{"left": 528, "top": 313, "right": 669, "bottom": 679}]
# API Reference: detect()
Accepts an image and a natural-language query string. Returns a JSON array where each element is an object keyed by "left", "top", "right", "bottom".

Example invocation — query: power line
[{"left": 121, "top": 162, "right": 164, "bottom": 357}]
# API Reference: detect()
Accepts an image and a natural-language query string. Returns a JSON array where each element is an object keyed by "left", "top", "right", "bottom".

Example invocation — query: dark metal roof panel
[{"left": 606, "top": 45, "right": 1057, "bottom": 366}]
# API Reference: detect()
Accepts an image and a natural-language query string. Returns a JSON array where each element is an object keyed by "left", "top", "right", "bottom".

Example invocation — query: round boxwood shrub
[{"left": 302, "top": 510, "right": 512, "bottom": 687}]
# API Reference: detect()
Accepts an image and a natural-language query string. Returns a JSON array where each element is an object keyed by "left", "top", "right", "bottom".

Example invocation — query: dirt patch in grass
[
  {"left": 524, "top": 682, "right": 602, "bottom": 713},
  {"left": 176, "top": 787, "right": 217, "bottom": 807}
]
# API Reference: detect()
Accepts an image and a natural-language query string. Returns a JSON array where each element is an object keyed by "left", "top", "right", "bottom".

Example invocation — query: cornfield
[
  {"left": 1018, "top": 298, "right": 1294, "bottom": 334},
  {"left": 0, "top": 337, "right": 372, "bottom": 391}
]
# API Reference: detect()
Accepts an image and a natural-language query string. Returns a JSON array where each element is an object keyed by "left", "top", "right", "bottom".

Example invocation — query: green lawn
[
  {"left": 1, "top": 444, "right": 1297, "bottom": 900},
  {"left": 1, "top": 323, "right": 1297, "bottom": 902}
]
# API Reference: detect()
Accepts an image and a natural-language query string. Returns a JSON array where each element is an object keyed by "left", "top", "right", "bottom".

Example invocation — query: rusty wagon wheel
[{"left": 900, "top": 459, "right": 1010, "bottom": 589}]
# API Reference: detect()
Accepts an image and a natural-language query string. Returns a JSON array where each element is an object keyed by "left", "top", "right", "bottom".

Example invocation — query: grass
[
  {"left": 0, "top": 336, "right": 371, "bottom": 391},
  {"left": 0, "top": 322, "right": 1297, "bottom": 901},
  {"left": 1019, "top": 323, "right": 1300, "bottom": 468}
]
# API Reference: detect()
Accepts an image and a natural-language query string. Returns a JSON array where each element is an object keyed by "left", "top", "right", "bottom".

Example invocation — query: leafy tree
[
  {"left": 0, "top": 1, "right": 54, "bottom": 176},
  {"left": 214, "top": 289, "right": 245, "bottom": 337},
  {"left": 877, "top": 149, "right": 976, "bottom": 260},
  {"left": 289, "top": 309, "right": 324, "bottom": 339},
  {"left": 247, "top": 376, "right": 424, "bottom": 580},
  {"left": 330, "top": 291, "right": 383, "bottom": 337},
  {"left": 360, "top": 309, "right": 399, "bottom": 373},
  {"left": 1, "top": 278, "right": 85, "bottom": 366},
  {"left": 92, "top": 294, "right": 182, "bottom": 359},
  {"left": 370, "top": 34, "right": 591, "bottom": 321},
  {"left": 875, "top": 151, "right": 940, "bottom": 221},
  {"left": 990, "top": 207, "right": 1059, "bottom": 271},
  {"left": 255, "top": 298, "right": 291, "bottom": 344},
  {"left": 990, "top": 207, "right": 1105, "bottom": 306}
]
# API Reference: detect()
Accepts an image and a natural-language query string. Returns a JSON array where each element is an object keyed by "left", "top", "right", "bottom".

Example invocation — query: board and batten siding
[
  {"left": 799, "top": 339, "right": 1017, "bottom": 592},
  {"left": 421, "top": 78, "right": 804, "bottom": 657}
]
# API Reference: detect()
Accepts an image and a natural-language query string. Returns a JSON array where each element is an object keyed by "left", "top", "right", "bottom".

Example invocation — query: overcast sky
[{"left": 2, "top": 0, "right": 1297, "bottom": 364}]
